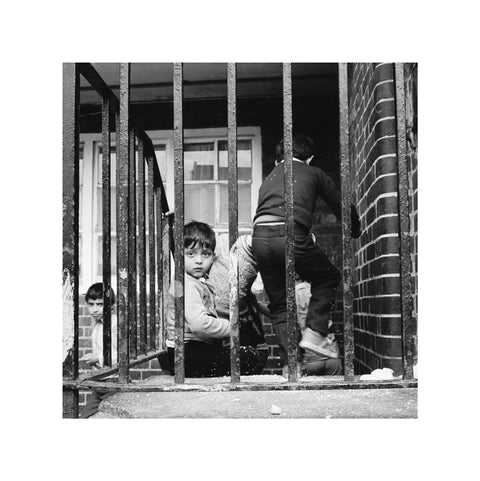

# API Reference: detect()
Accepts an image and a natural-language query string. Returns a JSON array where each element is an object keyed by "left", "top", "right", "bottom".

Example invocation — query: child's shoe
[{"left": 299, "top": 328, "right": 339, "bottom": 358}]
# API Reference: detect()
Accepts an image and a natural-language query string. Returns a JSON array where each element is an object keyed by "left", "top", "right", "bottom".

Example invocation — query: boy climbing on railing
[
  {"left": 212, "top": 233, "right": 343, "bottom": 376},
  {"left": 251, "top": 133, "right": 361, "bottom": 369},
  {"left": 165, "top": 221, "right": 264, "bottom": 377}
]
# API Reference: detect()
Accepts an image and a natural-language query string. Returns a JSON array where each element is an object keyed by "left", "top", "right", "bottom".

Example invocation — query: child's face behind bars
[{"left": 184, "top": 244, "right": 214, "bottom": 279}]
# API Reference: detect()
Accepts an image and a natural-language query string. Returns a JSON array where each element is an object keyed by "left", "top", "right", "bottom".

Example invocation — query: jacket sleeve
[
  {"left": 315, "top": 169, "right": 342, "bottom": 219},
  {"left": 316, "top": 169, "right": 362, "bottom": 238},
  {"left": 185, "top": 281, "right": 231, "bottom": 339}
]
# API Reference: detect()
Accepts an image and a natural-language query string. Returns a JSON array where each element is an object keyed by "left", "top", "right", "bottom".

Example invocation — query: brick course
[{"left": 349, "top": 63, "right": 403, "bottom": 374}]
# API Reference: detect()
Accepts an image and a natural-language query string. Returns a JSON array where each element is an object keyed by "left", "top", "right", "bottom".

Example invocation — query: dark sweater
[{"left": 254, "top": 161, "right": 343, "bottom": 233}]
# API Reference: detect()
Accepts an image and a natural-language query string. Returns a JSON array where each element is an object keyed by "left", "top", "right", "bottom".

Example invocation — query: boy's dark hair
[
  {"left": 184, "top": 221, "right": 216, "bottom": 252},
  {"left": 85, "top": 282, "right": 116, "bottom": 305},
  {"left": 276, "top": 133, "right": 315, "bottom": 162}
]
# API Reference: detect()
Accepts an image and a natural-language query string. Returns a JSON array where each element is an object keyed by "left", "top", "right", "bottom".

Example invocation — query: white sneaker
[{"left": 299, "top": 328, "right": 339, "bottom": 359}]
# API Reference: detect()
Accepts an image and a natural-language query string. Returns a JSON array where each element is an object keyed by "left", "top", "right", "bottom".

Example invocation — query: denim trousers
[
  {"left": 167, "top": 341, "right": 266, "bottom": 378},
  {"left": 252, "top": 223, "right": 341, "bottom": 360}
]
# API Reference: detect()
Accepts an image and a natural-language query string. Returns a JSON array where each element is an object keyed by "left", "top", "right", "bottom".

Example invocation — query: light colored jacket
[{"left": 166, "top": 274, "right": 231, "bottom": 344}]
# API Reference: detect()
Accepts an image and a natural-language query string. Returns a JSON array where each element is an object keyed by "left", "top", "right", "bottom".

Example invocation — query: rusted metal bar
[
  {"left": 147, "top": 146, "right": 157, "bottom": 352},
  {"left": 173, "top": 62, "right": 185, "bottom": 383},
  {"left": 128, "top": 126, "right": 137, "bottom": 359},
  {"left": 101, "top": 95, "right": 113, "bottom": 366},
  {"left": 137, "top": 136, "right": 147, "bottom": 355},
  {"left": 115, "top": 111, "right": 121, "bottom": 369},
  {"left": 339, "top": 63, "right": 355, "bottom": 381},
  {"left": 155, "top": 187, "right": 163, "bottom": 350},
  {"left": 77, "top": 350, "right": 163, "bottom": 382},
  {"left": 78, "top": 63, "right": 120, "bottom": 113},
  {"left": 162, "top": 213, "right": 173, "bottom": 350},
  {"left": 72, "top": 377, "right": 417, "bottom": 392},
  {"left": 62, "top": 62, "right": 80, "bottom": 418},
  {"left": 283, "top": 63, "right": 297, "bottom": 382},
  {"left": 394, "top": 63, "right": 415, "bottom": 380},
  {"left": 117, "top": 63, "right": 130, "bottom": 383},
  {"left": 140, "top": 134, "right": 171, "bottom": 219},
  {"left": 227, "top": 63, "right": 240, "bottom": 382},
  {"left": 142, "top": 139, "right": 172, "bottom": 352}
]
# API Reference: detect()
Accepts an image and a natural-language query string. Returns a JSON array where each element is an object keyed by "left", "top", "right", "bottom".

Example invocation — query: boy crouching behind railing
[{"left": 165, "top": 221, "right": 265, "bottom": 377}]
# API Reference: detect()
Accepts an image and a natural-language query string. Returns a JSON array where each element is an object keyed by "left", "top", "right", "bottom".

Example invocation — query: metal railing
[
  {"left": 63, "top": 63, "right": 173, "bottom": 417},
  {"left": 63, "top": 62, "right": 417, "bottom": 418}
]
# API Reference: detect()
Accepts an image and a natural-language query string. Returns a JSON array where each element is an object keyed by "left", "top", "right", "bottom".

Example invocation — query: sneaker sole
[{"left": 299, "top": 340, "right": 339, "bottom": 359}]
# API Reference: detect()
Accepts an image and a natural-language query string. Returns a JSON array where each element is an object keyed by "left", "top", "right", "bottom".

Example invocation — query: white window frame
[{"left": 78, "top": 126, "right": 262, "bottom": 292}]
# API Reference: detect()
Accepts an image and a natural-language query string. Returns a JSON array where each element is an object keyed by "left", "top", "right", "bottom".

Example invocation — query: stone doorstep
[{"left": 93, "top": 374, "right": 418, "bottom": 419}]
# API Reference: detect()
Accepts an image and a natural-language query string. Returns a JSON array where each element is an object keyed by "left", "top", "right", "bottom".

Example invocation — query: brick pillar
[{"left": 349, "top": 63, "right": 403, "bottom": 374}]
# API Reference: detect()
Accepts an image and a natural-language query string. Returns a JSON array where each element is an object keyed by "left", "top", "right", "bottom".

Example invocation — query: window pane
[
  {"left": 95, "top": 186, "right": 117, "bottom": 232},
  {"left": 96, "top": 234, "right": 117, "bottom": 278},
  {"left": 185, "top": 183, "right": 215, "bottom": 224},
  {"left": 219, "top": 183, "right": 251, "bottom": 224},
  {"left": 154, "top": 144, "right": 167, "bottom": 183},
  {"left": 184, "top": 142, "right": 215, "bottom": 180},
  {"left": 218, "top": 139, "right": 252, "bottom": 181}
]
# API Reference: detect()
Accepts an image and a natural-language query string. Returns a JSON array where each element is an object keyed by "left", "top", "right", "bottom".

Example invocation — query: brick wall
[
  {"left": 349, "top": 63, "right": 403, "bottom": 374},
  {"left": 78, "top": 295, "right": 165, "bottom": 417}
]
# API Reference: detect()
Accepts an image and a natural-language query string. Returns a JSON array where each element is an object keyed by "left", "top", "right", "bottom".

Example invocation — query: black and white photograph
[
  {"left": 62, "top": 62, "right": 418, "bottom": 419},
  {"left": 4, "top": 1, "right": 480, "bottom": 479}
]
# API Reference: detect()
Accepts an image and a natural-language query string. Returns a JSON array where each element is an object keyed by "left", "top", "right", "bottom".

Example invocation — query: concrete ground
[{"left": 92, "top": 375, "right": 417, "bottom": 419}]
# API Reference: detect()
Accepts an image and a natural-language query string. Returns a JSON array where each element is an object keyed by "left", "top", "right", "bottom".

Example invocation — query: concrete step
[{"left": 93, "top": 375, "right": 417, "bottom": 419}]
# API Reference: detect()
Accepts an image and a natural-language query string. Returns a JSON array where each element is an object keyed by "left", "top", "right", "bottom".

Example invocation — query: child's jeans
[
  {"left": 167, "top": 340, "right": 265, "bottom": 378},
  {"left": 302, "top": 356, "right": 343, "bottom": 376},
  {"left": 252, "top": 223, "right": 341, "bottom": 360}
]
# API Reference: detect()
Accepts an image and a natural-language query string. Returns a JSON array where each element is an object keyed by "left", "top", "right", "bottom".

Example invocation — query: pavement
[{"left": 92, "top": 375, "right": 417, "bottom": 419}]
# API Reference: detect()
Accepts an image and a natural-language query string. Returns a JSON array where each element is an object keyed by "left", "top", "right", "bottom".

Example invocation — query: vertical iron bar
[
  {"left": 155, "top": 189, "right": 163, "bottom": 350},
  {"left": 147, "top": 151, "right": 157, "bottom": 351},
  {"left": 162, "top": 214, "right": 173, "bottom": 350},
  {"left": 128, "top": 126, "right": 137, "bottom": 359},
  {"left": 115, "top": 111, "right": 121, "bottom": 368},
  {"left": 339, "top": 63, "right": 355, "bottom": 381},
  {"left": 173, "top": 62, "right": 185, "bottom": 383},
  {"left": 283, "top": 63, "right": 297, "bottom": 382},
  {"left": 228, "top": 63, "right": 240, "bottom": 382},
  {"left": 138, "top": 137, "right": 147, "bottom": 355},
  {"left": 394, "top": 63, "right": 415, "bottom": 380},
  {"left": 62, "top": 63, "right": 80, "bottom": 417},
  {"left": 117, "top": 63, "right": 130, "bottom": 383},
  {"left": 101, "top": 95, "right": 112, "bottom": 366}
]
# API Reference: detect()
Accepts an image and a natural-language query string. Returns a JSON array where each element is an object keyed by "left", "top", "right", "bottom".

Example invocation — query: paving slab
[{"left": 92, "top": 375, "right": 417, "bottom": 418}]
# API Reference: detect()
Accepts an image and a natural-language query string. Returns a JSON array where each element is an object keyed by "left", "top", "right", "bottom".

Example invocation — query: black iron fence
[{"left": 63, "top": 62, "right": 416, "bottom": 418}]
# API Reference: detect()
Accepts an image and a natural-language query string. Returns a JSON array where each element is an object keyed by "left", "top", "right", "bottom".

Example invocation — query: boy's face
[
  {"left": 185, "top": 243, "right": 214, "bottom": 279},
  {"left": 86, "top": 298, "right": 104, "bottom": 321}
]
